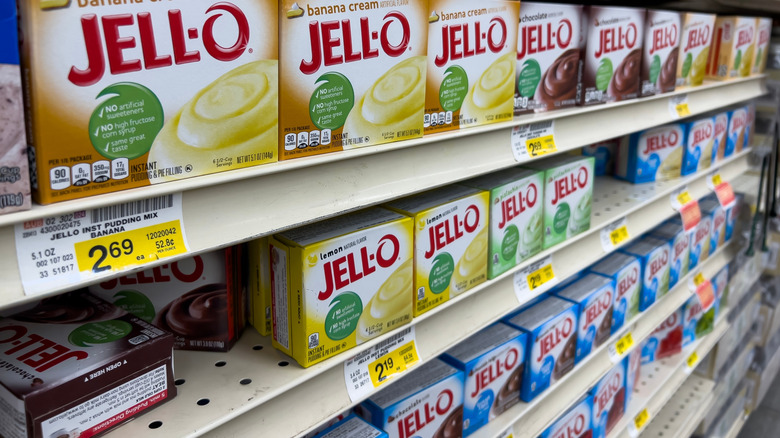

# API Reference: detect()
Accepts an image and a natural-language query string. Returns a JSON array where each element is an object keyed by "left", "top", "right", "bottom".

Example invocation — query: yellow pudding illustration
[
  {"left": 40, "top": 0, "right": 69, "bottom": 9},
  {"left": 356, "top": 258, "right": 413, "bottom": 343},
  {"left": 343, "top": 56, "right": 426, "bottom": 149},
  {"left": 286, "top": 2, "right": 303, "bottom": 17},
  {"left": 450, "top": 228, "right": 488, "bottom": 296},
  {"left": 148, "top": 60, "right": 278, "bottom": 182},
  {"left": 520, "top": 209, "right": 543, "bottom": 259},
  {"left": 658, "top": 146, "right": 683, "bottom": 180},
  {"left": 429, "top": 11, "right": 440, "bottom": 23},
  {"left": 460, "top": 52, "right": 515, "bottom": 123},
  {"left": 690, "top": 48, "right": 709, "bottom": 86},
  {"left": 740, "top": 44, "right": 755, "bottom": 77}
]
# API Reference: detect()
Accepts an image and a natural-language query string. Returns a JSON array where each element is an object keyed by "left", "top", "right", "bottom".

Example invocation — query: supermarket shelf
[
  {"left": 0, "top": 76, "right": 765, "bottom": 302},
  {"left": 610, "top": 313, "right": 731, "bottom": 438},
  {"left": 639, "top": 375, "right": 717, "bottom": 438},
  {"left": 725, "top": 412, "right": 749, "bottom": 438}
]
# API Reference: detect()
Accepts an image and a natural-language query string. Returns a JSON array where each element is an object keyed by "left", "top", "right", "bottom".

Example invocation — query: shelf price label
[
  {"left": 514, "top": 255, "right": 557, "bottom": 302},
  {"left": 629, "top": 408, "right": 650, "bottom": 436},
  {"left": 344, "top": 327, "right": 419, "bottom": 402},
  {"left": 510, "top": 121, "right": 556, "bottom": 161},
  {"left": 497, "top": 426, "right": 514, "bottom": 438},
  {"left": 601, "top": 217, "right": 630, "bottom": 252},
  {"left": 15, "top": 194, "right": 189, "bottom": 296},
  {"left": 670, "top": 94, "right": 691, "bottom": 118},
  {"left": 608, "top": 328, "right": 635, "bottom": 363},
  {"left": 689, "top": 272, "right": 716, "bottom": 311},
  {"left": 671, "top": 186, "right": 701, "bottom": 232},
  {"left": 685, "top": 351, "right": 700, "bottom": 373},
  {"left": 706, "top": 171, "right": 736, "bottom": 209}
]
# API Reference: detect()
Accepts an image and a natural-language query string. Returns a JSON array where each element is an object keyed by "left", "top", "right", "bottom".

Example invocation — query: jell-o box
[
  {"left": 464, "top": 168, "right": 544, "bottom": 279},
  {"left": 676, "top": 13, "right": 716, "bottom": 88},
  {"left": 385, "top": 185, "right": 489, "bottom": 316},
  {"left": 754, "top": 18, "right": 772, "bottom": 74},
  {"left": 312, "top": 414, "right": 388, "bottom": 438},
  {"left": 681, "top": 115, "right": 715, "bottom": 176},
  {"left": 641, "top": 10, "right": 681, "bottom": 96},
  {"left": 514, "top": 2, "right": 583, "bottom": 114},
  {"left": 504, "top": 295, "right": 579, "bottom": 402},
  {"left": 726, "top": 105, "right": 748, "bottom": 156},
  {"left": 590, "top": 361, "right": 627, "bottom": 438},
  {"left": 615, "top": 122, "right": 685, "bottom": 183},
  {"left": 642, "top": 308, "right": 683, "bottom": 363},
  {"left": 17, "top": 0, "right": 279, "bottom": 204},
  {"left": 540, "top": 395, "right": 594, "bottom": 438},
  {"left": 554, "top": 274, "right": 616, "bottom": 362},
  {"left": 620, "top": 237, "right": 671, "bottom": 310},
  {"left": 279, "top": 0, "right": 427, "bottom": 159},
  {"left": 707, "top": 16, "right": 757, "bottom": 80},
  {"left": 711, "top": 110, "right": 730, "bottom": 165},
  {"left": 247, "top": 237, "right": 272, "bottom": 336},
  {"left": 425, "top": 0, "right": 518, "bottom": 133},
  {"left": 588, "top": 252, "right": 643, "bottom": 333},
  {"left": 269, "top": 207, "right": 414, "bottom": 367},
  {"left": 441, "top": 323, "right": 527, "bottom": 436},
  {"left": 649, "top": 221, "right": 691, "bottom": 289},
  {"left": 579, "top": 6, "right": 646, "bottom": 105},
  {"left": 690, "top": 213, "right": 712, "bottom": 269},
  {"left": 700, "top": 196, "right": 726, "bottom": 256},
  {"left": 357, "top": 359, "right": 464, "bottom": 438},
  {"left": 580, "top": 138, "right": 619, "bottom": 176}
]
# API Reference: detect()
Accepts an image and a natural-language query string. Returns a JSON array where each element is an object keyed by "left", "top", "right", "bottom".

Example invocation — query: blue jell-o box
[
  {"left": 700, "top": 196, "right": 726, "bottom": 256},
  {"left": 649, "top": 221, "right": 691, "bottom": 288},
  {"left": 589, "top": 253, "right": 643, "bottom": 333},
  {"left": 441, "top": 323, "right": 527, "bottom": 436},
  {"left": 681, "top": 116, "right": 715, "bottom": 176},
  {"left": 554, "top": 274, "right": 616, "bottom": 362},
  {"left": 615, "top": 123, "right": 685, "bottom": 183},
  {"left": 358, "top": 359, "right": 464, "bottom": 438},
  {"left": 312, "top": 414, "right": 388, "bottom": 438},
  {"left": 540, "top": 394, "right": 593, "bottom": 438},
  {"left": 590, "top": 361, "right": 627, "bottom": 438},
  {"left": 711, "top": 111, "right": 729, "bottom": 164},
  {"left": 726, "top": 106, "right": 748, "bottom": 156},
  {"left": 504, "top": 296, "right": 578, "bottom": 402},
  {"left": 689, "top": 214, "right": 712, "bottom": 269},
  {"left": 620, "top": 237, "right": 671, "bottom": 310},
  {"left": 581, "top": 138, "right": 618, "bottom": 176}
]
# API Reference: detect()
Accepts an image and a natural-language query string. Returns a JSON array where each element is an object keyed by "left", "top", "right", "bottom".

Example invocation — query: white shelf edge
[
  {"left": 640, "top": 374, "right": 717, "bottom": 438},
  {"left": 0, "top": 76, "right": 765, "bottom": 303},
  {"left": 725, "top": 412, "right": 749, "bottom": 438}
]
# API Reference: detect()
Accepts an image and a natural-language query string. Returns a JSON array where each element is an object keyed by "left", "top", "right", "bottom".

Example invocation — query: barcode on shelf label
[
  {"left": 343, "top": 327, "right": 419, "bottom": 402},
  {"left": 600, "top": 217, "right": 630, "bottom": 252},
  {"left": 513, "top": 255, "right": 557, "bottom": 302},
  {"left": 510, "top": 121, "right": 556, "bottom": 161},
  {"left": 14, "top": 193, "right": 188, "bottom": 296}
]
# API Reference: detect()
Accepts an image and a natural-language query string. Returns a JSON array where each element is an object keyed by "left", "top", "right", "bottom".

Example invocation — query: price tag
[
  {"left": 497, "top": 426, "right": 514, "bottom": 438},
  {"left": 344, "top": 327, "right": 419, "bottom": 402},
  {"left": 15, "top": 194, "right": 189, "bottom": 296},
  {"left": 629, "top": 408, "right": 650, "bottom": 436},
  {"left": 513, "top": 255, "right": 557, "bottom": 302},
  {"left": 689, "top": 272, "right": 716, "bottom": 311},
  {"left": 601, "top": 217, "right": 630, "bottom": 252},
  {"left": 685, "top": 351, "right": 699, "bottom": 373},
  {"left": 510, "top": 121, "right": 556, "bottom": 161},
  {"left": 706, "top": 171, "right": 736, "bottom": 209},
  {"left": 670, "top": 94, "right": 690, "bottom": 118},
  {"left": 608, "top": 329, "right": 635, "bottom": 363},
  {"left": 671, "top": 187, "right": 701, "bottom": 232}
]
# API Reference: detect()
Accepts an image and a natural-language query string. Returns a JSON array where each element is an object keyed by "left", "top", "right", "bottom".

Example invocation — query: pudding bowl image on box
[
  {"left": 269, "top": 207, "right": 414, "bottom": 368},
  {"left": 681, "top": 116, "right": 715, "bottom": 176},
  {"left": 641, "top": 10, "right": 681, "bottom": 96},
  {"left": 514, "top": 2, "right": 583, "bottom": 114},
  {"left": 588, "top": 252, "right": 643, "bottom": 333},
  {"left": 554, "top": 274, "right": 616, "bottom": 362},
  {"left": 620, "top": 237, "right": 671, "bottom": 311},
  {"left": 425, "top": 0, "right": 519, "bottom": 133},
  {"left": 279, "top": 0, "right": 428, "bottom": 159},
  {"left": 615, "top": 122, "right": 685, "bottom": 183},
  {"left": 17, "top": 0, "right": 279, "bottom": 204}
]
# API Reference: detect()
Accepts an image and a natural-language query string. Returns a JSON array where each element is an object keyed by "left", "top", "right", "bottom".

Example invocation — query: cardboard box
[
  {"left": 681, "top": 116, "right": 715, "bottom": 176},
  {"left": 707, "top": 16, "right": 757, "bottom": 80},
  {"left": 554, "top": 274, "right": 616, "bottom": 362},
  {"left": 676, "top": 13, "right": 716, "bottom": 88},
  {"left": 540, "top": 395, "right": 594, "bottom": 438},
  {"left": 641, "top": 307, "right": 683, "bottom": 363},
  {"left": 589, "top": 253, "right": 643, "bottom": 333},
  {"left": 641, "top": 10, "right": 681, "bottom": 96},
  {"left": 620, "top": 237, "right": 671, "bottom": 311},
  {"left": 590, "top": 361, "right": 627, "bottom": 438},
  {"left": 649, "top": 221, "right": 691, "bottom": 289},
  {"left": 615, "top": 123, "right": 685, "bottom": 183}
]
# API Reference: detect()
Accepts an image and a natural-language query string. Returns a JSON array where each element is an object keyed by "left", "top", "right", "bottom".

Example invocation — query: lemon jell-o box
[
  {"left": 707, "top": 16, "right": 756, "bottom": 80},
  {"left": 269, "top": 207, "right": 413, "bottom": 367},
  {"left": 524, "top": 155, "right": 594, "bottom": 249},
  {"left": 385, "top": 185, "right": 489, "bottom": 317},
  {"left": 424, "top": 0, "right": 518, "bottom": 133},
  {"left": 754, "top": 17, "right": 772, "bottom": 74},
  {"left": 464, "top": 167, "right": 544, "bottom": 279},
  {"left": 17, "top": 0, "right": 278, "bottom": 204},
  {"left": 676, "top": 13, "right": 715, "bottom": 88},
  {"left": 279, "top": 0, "right": 428, "bottom": 160}
]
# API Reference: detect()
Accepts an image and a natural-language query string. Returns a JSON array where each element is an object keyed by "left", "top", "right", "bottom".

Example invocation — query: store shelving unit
[
  {"left": 724, "top": 413, "right": 749, "bottom": 438},
  {"left": 639, "top": 375, "right": 718, "bottom": 438},
  {"left": 0, "top": 77, "right": 765, "bottom": 303}
]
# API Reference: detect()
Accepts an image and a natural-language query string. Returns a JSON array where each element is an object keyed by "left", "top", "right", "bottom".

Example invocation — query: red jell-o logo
[
  {"left": 618, "top": 266, "right": 639, "bottom": 298},
  {"left": 99, "top": 255, "right": 205, "bottom": 289},
  {"left": 552, "top": 411, "right": 589, "bottom": 438},
  {"left": 595, "top": 23, "right": 638, "bottom": 58},
  {"left": 759, "top": 28, "right": 770, "bottom": 46},
  {"left": 648, "top": 248, "right": 669, "bottom": 277},
  {"left": 319, "top": 234, "right": 400, "bottom": 300},
  {"left": 424, "top": 205, "right": 480, "bottom": 259},
  {"left": 551, "top": 167, "right": 589, "bottom": 206},
  {"left": 692, "top": 122, "right": 713, "bottom": 144},
  {"left": 398, "top": 388, "right": 455, "bottom": 438},
  {"left": 537, "top": 316, "right": 574, "bottom": 362},
  {"left": 471, "top": 347, "right": 521, "bottom": 397},
  {"left": 0, "top": 325, "right": 88, "bottom": 373},
  {"left": 714, "top": 117, "right": 727, "bottom": 137},
  {"left": 434, "top": 17, "right": 508, "bottom": 67},
  {"left": 713, "top": 209, "right": 725, "bottom": 229},
  {"left": 596, "top": 371, "right": 623, "bottom": 412},
  {"left": 649, "top": 24, "right": 678, "bottom": 55},
  {"left": 70, "top": 3, "right": 251, "bottom": 86},
  {"left": 498, "top": 184, "right": 538, "bottom": 229},
  {"left": 695, "top": 221, "right": 711, "bottom": 243},
  {"left": 674, "top": 235, "right": 689, "bottom": 258},
  {"left": 585, "top": 290, "right": 613, "bottom": 326},
  {"left": 642, "top": 128, "right": 679, "bottom": 155},
  {"left": 517, "top": 18, "right": 574, "bottom": 58},
  {"left": 300, "top": 11, "right": 410, "bottom": 75},
  {"left": 683, "top": 24, "right": 711, "bottom": 52},
  {"left": 736, "top": 27, "right": 754, "bottom": 48},
  {"left": 653, "top": 311, "right": 678, "bottom": 334}
]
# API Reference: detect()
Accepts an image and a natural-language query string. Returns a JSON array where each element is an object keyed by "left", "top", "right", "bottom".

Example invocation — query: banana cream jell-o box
[{"left": 17, "top": 0, "right": 279, "bottom": 204}]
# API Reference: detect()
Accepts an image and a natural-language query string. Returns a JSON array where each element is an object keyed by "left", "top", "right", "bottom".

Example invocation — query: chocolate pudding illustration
[
  {"left": 608, "top": 49, "right": 641, "bottom": 101},
  {"left": 153, "top": 283, "right": 228, "bottom": 341},
  {"left": 536, "top": 49, "right": 580, "bottom": 109}
]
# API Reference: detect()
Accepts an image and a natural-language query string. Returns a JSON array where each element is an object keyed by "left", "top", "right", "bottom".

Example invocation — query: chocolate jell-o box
[
  {"left": 504, "top": 295, "right": 578, "bottom": 402},
  {"left": 515, "top": 2, "right": 583, "bottom": 114},
  {"left": 18, "top": 0, "right": 279, "bottom": 204},
  {"left": 0, "top": 291, "right": 175, "bottom": 438},
  {"left": 554, "top": 274, "right": 616, "bottom": 362},
  {"left": 357, "top": 359, "right": 464, "bottom": 438},
  {"left": 588, "top": 253, "right": 642, "bottom": 334},
  {"left": 579, "top": 6, "right": 646, "bottom": 106},
  {"left": 590, "top": 361, "right": 627, "bottom": 438},
  {"left": 641, "top": 307, "right": 683, "bottom": 363},
  {"left": 676, "top": 13, "right": 716, "bottom": 88},
  {"left": 540, "top": 394, "right": 594, "bottom": 438},
  {"left": 641, "top": 10, "right": 681, "bottom": 96},
  {"left": 441, "top": 323, "right": 527, "bottom": 435},
  {"left": 425, "top": 0, "right": 518, "bottom": 133},
  {"left": 89, "top": 249, "right": 244, "bottom": 352},
  {"left": 279, "top": 0, "right": 427, "bottom": 159}
]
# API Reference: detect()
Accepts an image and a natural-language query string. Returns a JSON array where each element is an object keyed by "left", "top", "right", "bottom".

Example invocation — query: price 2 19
[{"left": 88, "top": 239, "right": 133, "bottom": 273}]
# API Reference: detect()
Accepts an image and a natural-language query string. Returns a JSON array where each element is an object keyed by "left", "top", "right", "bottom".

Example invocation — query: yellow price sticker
[
  {"left": 712, "top": 174, "right": 723, "bottom": 186},
  {"left": 694, "top": 272, "right": 706, "bottom": 286},
  {"left": 610, "top": 226, "right": 630, "bottom": 246},
  {"left": 526, "top": 135, "right": 557, "bottom": 157},
  {"left": 368, "top": 341, "right": 419, "bottom": 387},
  {"left": 677, "top": 191, "right": 692, "bottom": 205},
  {"left": 527, "top": 264, "right": 555, "bottom": 290},
  {"left": 675, "top": 103, "right": 691, "bottom": 117},
  {"left": 74, "top": 220, "right": 187, "bottom": 274},
  {"left": 615, "top": 332, "right": 635, "bottom": 356},
  {"left": 634, "top": 408, "right": 650, "bottom": 430},
  {"left": 687, "top": 352, "right": 699, "bottom": 369}
]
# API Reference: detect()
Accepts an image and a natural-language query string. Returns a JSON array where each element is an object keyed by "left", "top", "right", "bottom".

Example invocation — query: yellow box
[
  {"left": 707, "top": 16, "right": 757, "bottom": 80},
  {"left": 248, "top": 237, "right": 272, "bottom": 336},
  {"left": 676, "top": 13, "right": 716, "bottom": 88},
  {"left": 278, "top": 0, "right": 428, "bottom": 160},
  {"left": 269, "top": 208, "right": 413, "bottom": 367},
  {"left": 424, "top": 0, "right": 519, "bottom": 134},
  {"left": 385, "top": 185, "right": 489, "bottom": 316},
  {"left": 754, "top": 17, "right": 772, "bottom": 74},
  {"left": 18, "top": 0, "right": 278, "bottom": 204}
]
